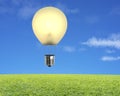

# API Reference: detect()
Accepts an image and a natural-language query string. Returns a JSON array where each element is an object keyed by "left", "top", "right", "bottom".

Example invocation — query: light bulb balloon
[
  {"left": 32, "top": 6, "right": 67, "bottom": 45},
  {"left": 32, "top": 6, "right": 67, "bottom": 67}
]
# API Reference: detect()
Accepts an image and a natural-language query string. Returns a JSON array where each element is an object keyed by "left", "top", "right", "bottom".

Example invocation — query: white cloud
[
  {"left": 82, "top": 33, "right": 120, "bottom": 49},
  {"left": 0, "top": 1, "right": 79, "bottom": 19},
  {"left": 63, "top": 46, "right": 75, "bottom": 52},
  {"left": 16, "top": 0, "right": 43, "bottom": 19},
  {"left": 55, "top": 3, "right": 79, "bottom": 14},
  {"left": 106, "top": 50, "right": 115, "bottom": 54},
  {"left": 79, "top": 48, "right": 86, "bottom": 51},
  {"left": 35, "top": 44, "right": 76, "bottom": 53},
  {"left": 0, "top": 6, "right": 10, "bottom": 14},
  {"left": 109, "top": 34, "right": 120, "bottom": 40},
  {"left": 11, "top": 0, "right": 23, "bottom": 6},
  {"left": 0, "top": 1, "right": 14, "bottom": 14},
  {"left": 18, "top": 6, "right": 39, "bottom": 19},
  {"left": 110, "top": 8, "right": 120, "bottom": 15},
  {"left": 15, "top": 0, "right": 41, "bottom": 19},
  {"left": 85, "top": 16, "right": 99, "bottom": 24},
  {"left": 0, "top": 0, "right": 41, "bottom": 19},
  {"left": 101, "top": 56, "right": 120, "bottom": 61}
]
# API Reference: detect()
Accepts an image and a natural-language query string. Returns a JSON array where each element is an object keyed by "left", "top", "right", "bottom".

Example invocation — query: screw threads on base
[{"left": 45, "top": 54, "right": 55, "bottom": 67}]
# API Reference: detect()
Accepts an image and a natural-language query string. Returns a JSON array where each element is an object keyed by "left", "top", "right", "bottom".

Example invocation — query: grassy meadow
[{"left": 0, "top": 74, "right": 120, "bottom": 96}]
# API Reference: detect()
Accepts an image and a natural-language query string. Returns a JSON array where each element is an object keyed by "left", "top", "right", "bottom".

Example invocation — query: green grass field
[{"left": 0, "top": 74, "right": 120, "bottom": 96}]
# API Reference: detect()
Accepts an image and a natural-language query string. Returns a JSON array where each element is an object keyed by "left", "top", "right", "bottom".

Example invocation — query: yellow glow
[{"left": 32, "top": 7, "right": 67, "bottom": 45}]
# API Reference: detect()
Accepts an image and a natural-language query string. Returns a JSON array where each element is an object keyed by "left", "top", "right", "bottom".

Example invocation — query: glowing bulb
[{"left": 32, "top": 6, "right": 67, "bottom": 45}]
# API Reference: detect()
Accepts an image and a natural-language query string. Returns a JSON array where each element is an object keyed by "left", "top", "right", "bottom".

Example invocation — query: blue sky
[{"left": 0, "top": 0, "right": 120, "bottom": 74}]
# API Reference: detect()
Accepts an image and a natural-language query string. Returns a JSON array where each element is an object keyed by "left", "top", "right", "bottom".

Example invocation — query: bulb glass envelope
[{"left": 32, "top": 7, "right": 67, "bottom": 45}]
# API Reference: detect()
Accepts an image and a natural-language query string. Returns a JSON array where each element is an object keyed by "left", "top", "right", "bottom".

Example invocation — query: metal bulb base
[{"left": 45, "top": 54, "right": 55, "bottom": 67}]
